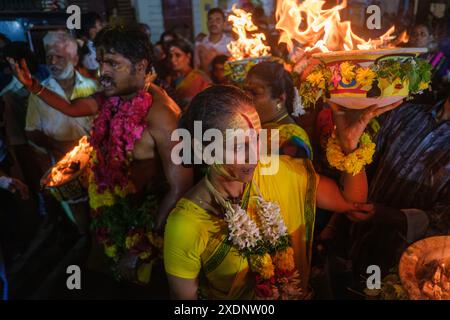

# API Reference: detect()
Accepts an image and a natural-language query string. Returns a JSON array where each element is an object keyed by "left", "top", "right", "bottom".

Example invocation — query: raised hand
[
  {"left": 6, "top": 58, "right": 34, "bottom": 89},
  {"left": 329, "top": 100, "right": 404, "bottom": 154}
]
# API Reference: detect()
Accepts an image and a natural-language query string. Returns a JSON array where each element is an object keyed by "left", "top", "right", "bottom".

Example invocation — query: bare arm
[
  {"left": 317, "top": 175, "right": 360, "bottom": 212},
  {"left": 31, "top": 91, "right": 98, "bottom": 117},
  {"left": 8, "top": 58, "right": 98, "bottom": 117},
  {"left": 318, "top": 100, "right": 405, "bottom": 221},
  {"left": 316, "top": 174, "right": 373, "bottom": 221},
  {"left": 340, "top": 170, "right": 368, "bottom": 204},
  {"left": 147, "top": 84, "right": 194, "bottom": 230},
  {"left": 167, "top": 275, "right": 199, "bottom": 300}
]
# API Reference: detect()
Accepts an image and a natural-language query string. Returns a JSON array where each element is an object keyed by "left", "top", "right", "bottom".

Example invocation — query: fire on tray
[
  {"left": 224, "top": 5, "right": 273, "bottom": 84},
  {"left": 44, "top": 136, "right": 92, "bottom": 187},
  {"left": 275, "top": 0, "right": 407, "bottom": 53},
  {"left": 418, "top": 259, "right": 450, "bottom": 300},
  {"left": 227, "top": 4, "right": 271, "bottom": 61},
  {"left": 275, "top": 0, "right": 431, "bottom": 109},
  {"left": 399, "top": 236, "right": 450, "bottom": 300}
]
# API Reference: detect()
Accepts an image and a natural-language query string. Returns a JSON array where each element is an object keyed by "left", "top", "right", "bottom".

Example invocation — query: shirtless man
[{"left": 8, "top": 25, "right": 193, "bottom": 233}]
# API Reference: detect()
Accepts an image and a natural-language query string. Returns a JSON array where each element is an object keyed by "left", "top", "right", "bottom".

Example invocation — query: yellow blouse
[{"left": 164, "top": 156, "right": 319, "bottom": 299}]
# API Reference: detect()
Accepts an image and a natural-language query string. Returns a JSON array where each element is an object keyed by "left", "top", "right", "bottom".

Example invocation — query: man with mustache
[
  {"left": 25, "top": 31, "right": 99, "bottom": 161},
  {"left": 194, "top": 8, "right": 232, "bottom": 74},
  {"left": 9, "top": 25, "right": 193, "bottom": 288}
]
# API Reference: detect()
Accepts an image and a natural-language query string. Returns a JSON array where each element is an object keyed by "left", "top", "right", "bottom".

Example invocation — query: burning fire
[
  {"left": 48, "top": 136, "right": 92, "bottom": 187},
  {"left": 227, "top": 5, "right": 271, "bottom": 60},
  {"left": 275, "top": 0, "right": 406, "bottom": 53}
]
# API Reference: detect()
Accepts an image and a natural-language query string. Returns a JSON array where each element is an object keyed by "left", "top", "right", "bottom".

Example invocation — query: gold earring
[{"left": 276, "top": 102, "right": 282, "bottom": 111}]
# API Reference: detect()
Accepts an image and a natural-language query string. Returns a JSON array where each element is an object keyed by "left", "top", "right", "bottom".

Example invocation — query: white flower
[
  {"left": 291, "top": 88, "right": 306, "bottom": 117},
  {"left": 256, "top": 197, "right": 288, "bottom": 247},
  {"left": 224, "top": 204, "right": 262, "bottom": 250}
]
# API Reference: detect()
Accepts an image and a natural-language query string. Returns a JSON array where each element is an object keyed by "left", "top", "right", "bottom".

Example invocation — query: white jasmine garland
[
  {"left": 224, "top": 203, "right": 262, "bottom": 250},
  {"left": 224, "top": 196, "right": 288, "bottom": 251},
  {"left": 291, "top": 88, "right": 306, "bottom": 117},
  {"left": 256, "top": 197, "right": 288, "bottom": 247},
  {"left": 207, "top": 177, "right": 303, "bottom": 300}
]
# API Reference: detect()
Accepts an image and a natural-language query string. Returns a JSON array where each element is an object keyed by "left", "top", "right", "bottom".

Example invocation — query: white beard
[{"left": 52, "top": 63, "right": 75, "bottom": 80}]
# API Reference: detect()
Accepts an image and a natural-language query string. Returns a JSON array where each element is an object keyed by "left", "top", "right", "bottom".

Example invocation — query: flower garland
[
  {"left": 326, "top": 131, "right": 376, "bottom": 176},
  {"left": 90, "top": 192, "right": 163, "bottom": 283},
  {"left": 205, "top": 177, "right": 302, "bottom": 300},
  {"left": 90, "top": 90, "right": 152, "bottom": 193},
  {"left": 87, "top": 89, "right": 163, "bottom": 283},
  {"left": 291, "top": 88, "right": 306, "bottom": 117},
  {"left": 87, "top": 151, "right": 135, "bottom": 210},
  {"left": 296, "top": 57, "right": 432, "bottom": 108}
]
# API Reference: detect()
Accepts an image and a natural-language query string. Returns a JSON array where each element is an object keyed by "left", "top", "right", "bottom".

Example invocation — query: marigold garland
[
  {"left": 85, "top": 90, "right": 162, "bottom": 284},
  {"left": 87, "top": 159, "right": 134, "bottom": 210},
  {"left": 326, "top": 131, "right": 376, "bottom": 176},
  {"left": 205, "top": 176, "right": 303, "bottom": 300},
  {"left": 250, "top": 253, "right": 275, "bottom": 280}
]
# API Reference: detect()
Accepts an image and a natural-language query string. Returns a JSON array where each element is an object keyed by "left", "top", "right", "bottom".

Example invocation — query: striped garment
[{"left": 368, "top": 101, "right": 450, "bottom": 235}]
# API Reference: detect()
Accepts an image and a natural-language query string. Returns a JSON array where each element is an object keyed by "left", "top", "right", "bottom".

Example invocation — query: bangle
[
  {"left": 28, "top": 78, "right": 42, "bottom": 94},
  {"left": 326, "top": 131, "right": 375, "bottom": 176},
  {"left": 35, "top": 85, "right": 45, "bottom": 96}
]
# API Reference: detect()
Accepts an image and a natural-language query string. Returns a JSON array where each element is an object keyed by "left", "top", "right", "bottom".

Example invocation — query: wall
[
  {"left": 134, "top": 0, "right": 164, "bottom": 43},
  {"left": 192, "top": 0, "right": 218, "bottom": 36}
]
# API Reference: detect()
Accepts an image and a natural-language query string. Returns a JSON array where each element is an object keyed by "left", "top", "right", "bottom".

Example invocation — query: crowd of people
[{"left": 0, "top": 5, "right": 448, "bottom": 300}]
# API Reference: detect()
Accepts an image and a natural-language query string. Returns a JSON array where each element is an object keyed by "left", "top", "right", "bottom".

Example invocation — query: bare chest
[{"left": 132, "top": 127, "right": 156, "bottom": 160}]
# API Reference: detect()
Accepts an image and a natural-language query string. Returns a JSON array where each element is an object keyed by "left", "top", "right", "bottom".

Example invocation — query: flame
[
  {"left": 276, "top": 0, "right": 405, "bottom": 53},
  {"left": 48, "top": 136, "right": 92, "bottom": 186},
  {"left": 227, "top": 5, "right": 271, "bottom": 60}
]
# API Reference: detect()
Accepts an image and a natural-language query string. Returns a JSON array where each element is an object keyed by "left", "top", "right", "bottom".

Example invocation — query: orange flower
[{"left": 273, "top": 247, "right": 295, "bottom": 272}]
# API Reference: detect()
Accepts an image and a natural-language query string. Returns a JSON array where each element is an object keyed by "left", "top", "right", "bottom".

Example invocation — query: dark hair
[
  {"left": 138, "top": 23, "right": 151, "bottom": 37},
  {"left": 94, "top": 24, "right": 153, "bottom": 72},
  {"left": 247, "top": 61, "right": 296, "bottom": 115},
  {"left": 160, "top": 30, "right": 178, "bottom": 44},
  {"left": 208, "top": 8, "right": 225, "bottom": 20},
  {"left": 211, "top": 54, "right": 229, "bottom": 67},
  {"left": 180, "top": 85, "right": 253, "bottom": 139},
  {"left": 168, "top": 38, "right": 194, "bottom": 66},
  {"left": 412, "top": 23, "right": 430, "bottom": 33},
  {"left": 78, "top": 12, "right": 102, "bottom": 39}
]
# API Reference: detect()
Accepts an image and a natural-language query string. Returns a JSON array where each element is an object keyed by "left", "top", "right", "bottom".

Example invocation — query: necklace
[{"left": 266, "top": 112, "right": 289, "bottom": 125}]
